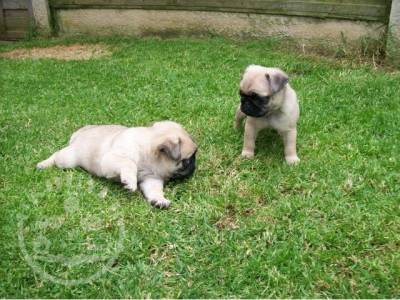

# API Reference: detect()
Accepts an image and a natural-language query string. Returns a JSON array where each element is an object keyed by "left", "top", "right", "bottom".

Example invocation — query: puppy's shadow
[
  {"left": 231, "top": 121, "right": 284, "bottom": 160},
  {"left": 73, "top": 168, "right": 138, "bottom": 200},
  {"left": 254, "top": 129, "right": 283, "bottom": 158},
  {"left": 82, "top": 170, "right": 192, "bottom": 203}
]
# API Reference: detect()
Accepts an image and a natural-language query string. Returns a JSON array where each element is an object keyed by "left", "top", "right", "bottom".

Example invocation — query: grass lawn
[{"left": 0, "top": 36, "right": 399, "bottom": 298}]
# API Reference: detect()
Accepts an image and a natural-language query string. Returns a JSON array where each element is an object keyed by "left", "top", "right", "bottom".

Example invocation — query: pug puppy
[
  {"left": 37, "top": 121, "right": 197, "bottom": 208},
  {"left": 235, "top": 65, "right": 300, "bottom": 165}
]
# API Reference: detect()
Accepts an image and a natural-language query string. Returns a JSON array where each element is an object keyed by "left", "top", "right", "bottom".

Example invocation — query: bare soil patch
[{"left": 0, "top": 44, "right": 111, "bottom": 60}]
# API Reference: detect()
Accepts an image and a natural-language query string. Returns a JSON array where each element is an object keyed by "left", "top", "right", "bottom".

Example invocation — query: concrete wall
[
  {"left": 57, "top": 9, "right": 386, "bottom": 43},
  {"left": 31, "top": 0, "right": 50, "bottom": 35},
  {"left": 387, "top": 0, "right": 400, "bottom": 65}
]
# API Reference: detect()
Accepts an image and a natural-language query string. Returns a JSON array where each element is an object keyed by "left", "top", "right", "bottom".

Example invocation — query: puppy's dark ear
[
  {"left": 266, "top": 70, "right": 289, "bottom": 94},
  {"left": 158, "top": 138, "right": 181, "bottom": 161}
]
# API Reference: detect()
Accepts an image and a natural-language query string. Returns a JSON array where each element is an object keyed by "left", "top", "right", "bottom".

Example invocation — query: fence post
[
  {"left": 387, "top": 0, "right": 400, "bottom": 66},
  {"left": 31, "top": 0, "right": 51, "bottom": 36}
]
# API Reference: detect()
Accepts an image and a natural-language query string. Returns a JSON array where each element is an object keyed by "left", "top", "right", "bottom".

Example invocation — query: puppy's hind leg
[
  {"left": 37, "top": 153, "right": 56, "bottom": 169},
  {"left": 234, "top": 105, "right": 246, "bottom": 129},
  {"left": 37, "top": 146, "right": 78, "bottom": 169}
]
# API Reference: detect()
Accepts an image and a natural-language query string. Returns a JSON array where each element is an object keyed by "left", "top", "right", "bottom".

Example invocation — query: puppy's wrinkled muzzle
[
  {"left": 240, "top": 93, "right": 269, "bottom": 118},
  {"left": 240, "top": 100, "right": 267, "bottom": 117},
  {"left": 171, "top": 152, "right": 196, "bottom": 180}
]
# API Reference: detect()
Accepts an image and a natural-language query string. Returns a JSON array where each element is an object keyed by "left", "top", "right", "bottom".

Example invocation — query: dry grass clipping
[{"left": 0, "top": 44, "right": 111, "bottom": 60}]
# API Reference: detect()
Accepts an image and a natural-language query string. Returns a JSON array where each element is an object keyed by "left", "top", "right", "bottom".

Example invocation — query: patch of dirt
[
  {"left": 0, "top": 44, "right": 111, "bottom": 60},
  {"left": 215, "top": 216, "right": 239, "bottom": 230},
  {"left": 215, "top": 204, "right": 239, "bottom": 230}
]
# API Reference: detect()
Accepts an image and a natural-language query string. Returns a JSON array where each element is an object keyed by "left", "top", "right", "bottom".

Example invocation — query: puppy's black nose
[
  {"left": 182, "top": 158, "right": 190, "bottom": 169},
  {"left": 182, "top": 154, "right": 196, "bottom": 176}
]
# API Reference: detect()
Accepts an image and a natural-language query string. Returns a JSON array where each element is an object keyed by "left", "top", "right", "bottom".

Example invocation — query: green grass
[{"left": 0, "top": 36, "right": 399, "bottom": 298}]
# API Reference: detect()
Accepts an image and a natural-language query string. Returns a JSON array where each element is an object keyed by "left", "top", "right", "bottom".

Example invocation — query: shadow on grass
[
  {"left": 72, "top": 166, "right": 197, "bottom": 206},
  {"left": 255, "top": 129, "right": 283, "bottom": 158},
  {"left": 69, "top": 168, "right": 137, "bottom": 201}
]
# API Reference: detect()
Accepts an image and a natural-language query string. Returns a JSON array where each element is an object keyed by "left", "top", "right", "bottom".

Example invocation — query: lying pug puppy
[
  {"left": 235, "top": 65, "right": 300, "bottom": 164},
  {"left": 37, "top": 121, "right": 197, "bottom": 208}
]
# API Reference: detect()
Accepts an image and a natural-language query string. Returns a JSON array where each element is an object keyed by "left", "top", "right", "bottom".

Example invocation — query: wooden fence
[
  {"left": 51, "top": 0, "right": 392, "bottom": 22},
  {"left": 0, "top": 0, "right": 32, "bottom": 40},
  {"left": 0, "top": 0, "right": 394, "bottom": 40}
]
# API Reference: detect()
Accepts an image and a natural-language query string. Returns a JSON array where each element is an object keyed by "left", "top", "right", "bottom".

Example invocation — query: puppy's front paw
[
  {"left": 285, "top": 156, "right": 300, "bottom": 165},
  {"left": 150, "top": 198, "right": 171, "bottom": 209},
  {"left": 124, "top": 183, "right": 137, "bottom": 192},
  {"left": 121, "top": 175, "right": 137, "bottom": 192},
  {"left": 241, "top": 150, "right": 254, "bottom": 159}
]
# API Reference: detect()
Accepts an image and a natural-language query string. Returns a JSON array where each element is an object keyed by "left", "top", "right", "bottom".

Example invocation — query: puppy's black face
[
  {"left": 171, "top": 151, "right": 197, "bottom": 180},
  {"left": 240, "top": 91, "right": 270, "bottom": 118}
]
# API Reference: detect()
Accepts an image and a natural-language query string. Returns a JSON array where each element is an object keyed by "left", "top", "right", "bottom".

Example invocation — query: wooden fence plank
[
  {"left": 4, "top": 9, "right": 30, "bottom": 30},
  {"left": 0, "top": 1, "right": 5, "bottom": 39},
  {"left": 176, "top": 0, "right": 388, "bottom": 19},
  {"left": 50, "top": 0, "right": 391, "bottom": 21},
  {"left": 3, "top": 0, "right": 29, "bottom": 9},
  {"left": 52, "top": 0, "right": 390, "bottom": 5}
]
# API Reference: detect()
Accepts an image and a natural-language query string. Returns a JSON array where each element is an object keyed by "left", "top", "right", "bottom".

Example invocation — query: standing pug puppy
[
  {"left": 235, "top": 65, "right": 300, "bottom": 165},
  {"left": 37, "top": 121, "right": 197, "bottom": 208}
]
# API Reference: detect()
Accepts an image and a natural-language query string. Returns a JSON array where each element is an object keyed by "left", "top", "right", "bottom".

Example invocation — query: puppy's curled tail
[{"left": 234, "top": 105, "right": 246, "bottom": 129}]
